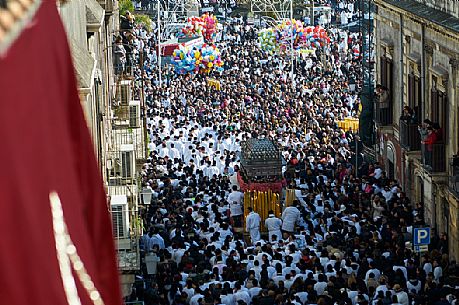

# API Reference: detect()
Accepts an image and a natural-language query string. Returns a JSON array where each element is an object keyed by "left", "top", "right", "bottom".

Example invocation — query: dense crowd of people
[{"left": 117, "top": 5, "right": 459, "bottom": 305}]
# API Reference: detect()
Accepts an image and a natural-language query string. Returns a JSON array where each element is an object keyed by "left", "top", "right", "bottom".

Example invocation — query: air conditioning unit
[
  {"left": 110, "top": 194, "right": 130, "bottom": 240},
  {"left": 129, "top": 100, "right": 141, "bottom": 128},
  {"left": 120, "top": 144, "right": 135, "bottom": 180},
  {"left": 119, "top": 80, "right": 132, "bottom": 106}
]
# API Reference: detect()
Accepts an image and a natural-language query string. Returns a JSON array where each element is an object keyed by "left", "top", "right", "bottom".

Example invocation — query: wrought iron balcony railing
[
  {"left": 422, "top": 143, "right": 446, "bottom": 173},
  {"left": 375, "top": 102, "right": 393, "bottom": 126},
  {"left": 400, "top": 119, "right": 421, "bottom": 151}
]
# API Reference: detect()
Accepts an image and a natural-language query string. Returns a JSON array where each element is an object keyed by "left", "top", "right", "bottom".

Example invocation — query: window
[
  {"left": 408, "top": 71, "right": 421, "bottom": 121},
  {"left": 431, "top": 76, "right": 447, "bottom": 141},
  {"left": 379, "top": 55, "right": 393, "bottom": 125}
]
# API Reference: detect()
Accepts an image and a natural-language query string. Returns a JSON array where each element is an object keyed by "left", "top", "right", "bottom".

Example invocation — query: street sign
[
  {"left": 413, "top": 227, "right": 430, "bottom": 246},
  {"left": 414, "top": 245, "right": 429, "bottom": 253}
]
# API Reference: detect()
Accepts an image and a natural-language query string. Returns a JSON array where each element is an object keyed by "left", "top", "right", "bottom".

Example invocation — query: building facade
[
  {"left": 59, "top": 0, "right": 145, "bottom": 296},
  {"left": 374, "top": 0, "right": 459, "bottom": 260},
  {"left": 59, "top": 0, "right": 119, "bottom": 181}
]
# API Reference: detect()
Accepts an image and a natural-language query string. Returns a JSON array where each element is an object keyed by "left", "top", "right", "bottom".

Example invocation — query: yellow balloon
[
  {"left": 195, "top": 51, "right": 200, "bottom": 59},
  {"left": 180, "top": 53, "right": 184, "bottom": 59},
  {"left": 208, "top": 62, "right": 213, "bottom": 68},
  {"left": 209, "top": 55, "right": 215, "bottom": 61}
]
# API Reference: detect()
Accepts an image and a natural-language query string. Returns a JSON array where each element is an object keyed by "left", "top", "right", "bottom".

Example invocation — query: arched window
[{"left": 387, "top": 143, "right": 396, "bottom": 179}]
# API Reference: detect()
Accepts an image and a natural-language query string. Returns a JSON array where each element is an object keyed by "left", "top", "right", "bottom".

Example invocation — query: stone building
[
  {"left": 374, "top": 0, "right": 459, "bottom": 260},
  {"left": 58, "top": 0, "right": 118, "bottom": 180},
  {"left": 59, "top": 0, "right": 144, "bottom": 296}
]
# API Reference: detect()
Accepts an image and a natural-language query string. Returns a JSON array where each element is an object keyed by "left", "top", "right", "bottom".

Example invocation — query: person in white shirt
[
  {"left": 314, "top": 274, "right": 328, "bottom": 295},
  {"left": 228, "top": 186, "right": 244, "bottom": 227},
  {"left": 423, "top": 259, "right": 433, "bottom": 275},
  {"left": 365, "top": 263, "right": 381, "bottom": 281},
  {"left": 282, "top": 273, "right": 295, "bottom": 291},
  {"left": 145, "top": 229, "right": 165, "bottom": 251},
  {"left": 433, "top": 260, "right": 443, "bottom": 283},
  {"left": 233, "top": 282, "right": 251, "bottom": 305},
  {"left": 189, "top": 290, "right": 204, "bottom": 305},
  {"left": 246, "top": 207, "right": 261, "bottom": 245},
  {"left": 373, "top": 166, "right": 383, "bottom": 179},
  {"left": 406, "top": 278, "right": 421, "bottom": 294},
  {"left": 282, "top": 203, "right": 301, "bottom": 234},
  {"left": 265, "top": 212, "right": 282, "bottom": 242},
  {"left": 340, "top": 10, "right": 348, "bottom": 25},
  {"left": 220, "top": 285, "right": 235, "bottom": 305},
  {"left": 169, "top": 143, "right": 180, "bottom": 160},
  {"left": 248, "top": 279, "right": 262, "bottom": 298},
  {"left": 228, "top": 185, "right": 244, "bottom": 205},
  {"left": 182, "top": 280, "right": 195, "bottom": 303},
  {"left": 393, "top": 284, "right": 409, "bottom": 305},
  {"left": 158, "top": 142, "right": 169, "bottom": 158}
]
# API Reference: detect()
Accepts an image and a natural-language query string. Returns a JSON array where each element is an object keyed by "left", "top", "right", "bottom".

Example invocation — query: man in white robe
[
  {"left": 340, "top": 10, "right": 348, "bottom": 25},
  {"left": 282, "top": 203, "right": 301, "bottom": 233},
  {"left": 246, "top": 207, "right": 261, "bottom": 244},
  {"left": 229, "top": 203, "right": 243, "bottom": 228},
  {"left": 158, "top": 143, "right": 169, "bottom": 158},
  {"left": 265, "top": 212, "right": 282, "bottom": 242},
  {"left": 169, "top": 143, "right": 180, "bottom": 160}
]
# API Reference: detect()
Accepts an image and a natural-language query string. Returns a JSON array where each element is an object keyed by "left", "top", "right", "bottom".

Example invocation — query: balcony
[
  {"left": 375, "top": 102, "right": 393, "bottom": 126},
  {"left": 422, "top": 143, "right": 446, "bottom": 173},
  {"left": 449, "top": 157, "right": 459, "bottom": 198},
  {"left": 400, "top": 119, "right": 421, "bottom": 151},
  {"left": 108, "top": 189, "right": 141, "bottom": 271}
]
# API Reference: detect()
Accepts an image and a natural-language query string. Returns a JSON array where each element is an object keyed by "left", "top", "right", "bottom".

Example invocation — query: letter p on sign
[{"left": 413, "top": 227, "right": 430, "bottom": 246}]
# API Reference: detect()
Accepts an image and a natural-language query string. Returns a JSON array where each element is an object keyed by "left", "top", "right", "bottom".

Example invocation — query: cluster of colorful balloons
[
  {"left": 171, "top": 44, "right": 224, "bottom": 74},
  {"left": 180, "top": 13, "right": 219, "bottom": 43},
  {"left": 258, "top": 19, "right": 331, "bottom": 53},
  {"left": 301, "top": 24, "right": 331, "bottom": 49},
  {"left": 258, "top": 28, "right": 277, "bottom": 53}
]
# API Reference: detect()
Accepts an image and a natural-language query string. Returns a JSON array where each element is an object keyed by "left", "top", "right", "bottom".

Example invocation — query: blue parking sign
[{"left": 413, "top": 227, "right": 430, "bottom": 246}]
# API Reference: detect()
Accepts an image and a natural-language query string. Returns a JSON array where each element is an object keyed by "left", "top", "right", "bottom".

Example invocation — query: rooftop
[{"left": 383, "top": 0, "right": 459, "bottom": 33}]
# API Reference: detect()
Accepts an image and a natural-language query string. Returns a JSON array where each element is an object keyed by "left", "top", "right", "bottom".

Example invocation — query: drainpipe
[
  {"left": 421, "top": 24, "right": 426, "bottom": 121},
  {"left": 399, "top": 13, "right": 404, "bottom": 185},
  {"left": 400, "top": 14, "right": 404, "bottom": 114}
]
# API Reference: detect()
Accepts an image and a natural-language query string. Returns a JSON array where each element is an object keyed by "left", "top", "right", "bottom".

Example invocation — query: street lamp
[{"left": 140, "top": 187, "right": 153, "bottom": 204}]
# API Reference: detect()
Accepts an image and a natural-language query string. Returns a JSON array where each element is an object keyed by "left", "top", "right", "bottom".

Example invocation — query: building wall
[
  {"left": 59, "top": 1, "right": 88, "bottom": 48},
  {"left": 58, "top": 0, "right": 119, "bottom": 183},
  {"left": 375, "top": 0, "right": 459, "bottom": 261}
]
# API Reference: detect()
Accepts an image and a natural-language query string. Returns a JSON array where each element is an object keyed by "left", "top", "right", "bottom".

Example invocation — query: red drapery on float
[{"left": 237, "top": 172, "right": 285, "bottom": 193}]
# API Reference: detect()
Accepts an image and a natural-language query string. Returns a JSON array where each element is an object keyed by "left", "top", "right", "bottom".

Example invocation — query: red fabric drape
[
  {"left": 237, "top": 172, "right": 285, "bottom": 193},
  {"left": 0, "top": 1, "right": 122, "bottom": 305}
]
